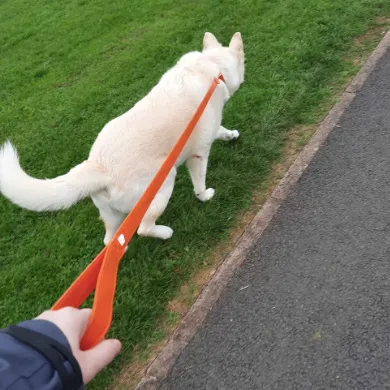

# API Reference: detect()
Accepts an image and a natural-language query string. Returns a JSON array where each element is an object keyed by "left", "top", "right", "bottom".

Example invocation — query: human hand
[{"left": 37, "top": 307, "right": 121, "bottom": 384}]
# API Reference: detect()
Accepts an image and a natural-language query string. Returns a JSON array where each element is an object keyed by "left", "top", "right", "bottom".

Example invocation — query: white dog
[{"left": 0, "top": 32, "right": 245, "bottom": 244}]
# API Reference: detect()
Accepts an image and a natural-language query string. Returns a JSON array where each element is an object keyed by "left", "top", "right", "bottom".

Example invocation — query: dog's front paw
[
  {"left": 197, "top": 188, "right": 215, "bottom": 202},
  {"left": 154, "top": 225, "right": 174, "bottom": 240},
  {"left": 230, "top": 129, "right": 240, "bottom": 139},
  {"left": 138, "top": 224, "right": 173, "bottom": 240}
]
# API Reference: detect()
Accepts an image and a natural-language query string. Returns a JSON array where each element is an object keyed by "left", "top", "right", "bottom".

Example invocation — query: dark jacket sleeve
[{"left": 0, "top": 319, "right": 83, "bottom": 390}]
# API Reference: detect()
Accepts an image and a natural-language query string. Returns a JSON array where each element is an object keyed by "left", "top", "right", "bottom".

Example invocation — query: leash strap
[{"left": 52, "top": 74, "right": 225, "bottom": 350}]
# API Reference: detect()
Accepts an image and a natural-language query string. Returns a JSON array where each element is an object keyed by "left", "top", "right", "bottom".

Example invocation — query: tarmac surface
[{"left": 160, "top": 47, "right": 390, "bottom": 389}]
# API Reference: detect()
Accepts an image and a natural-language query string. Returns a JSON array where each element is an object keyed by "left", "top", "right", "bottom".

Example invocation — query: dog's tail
[{"left": 0, "top": 141, "right": 110, "bottom": 211}]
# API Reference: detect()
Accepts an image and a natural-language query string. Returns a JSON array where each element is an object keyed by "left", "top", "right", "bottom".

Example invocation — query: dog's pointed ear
[
  {"left": 203, "top": 32, "right": 222, "bottom": 50},
  {"left": 229, "top": 32, "right": 243, "bottom": 53}
]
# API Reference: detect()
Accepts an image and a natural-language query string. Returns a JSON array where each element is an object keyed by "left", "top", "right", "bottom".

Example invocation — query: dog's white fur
[{"left": 0, "top": 32, "right": 245, "bottom": 244}]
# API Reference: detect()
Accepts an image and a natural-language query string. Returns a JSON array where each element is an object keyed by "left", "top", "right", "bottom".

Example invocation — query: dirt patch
[
  {"left": 375, "top": 16, "right": 390, "bottom": 26},
  {"left": 351, "top": 18, "right": 390, "bottom": 66}
]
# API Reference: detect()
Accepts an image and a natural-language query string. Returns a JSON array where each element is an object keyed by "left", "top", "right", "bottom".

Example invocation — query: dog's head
[{"left": 202, "top": 32, "right": 245, "bottom": 96}]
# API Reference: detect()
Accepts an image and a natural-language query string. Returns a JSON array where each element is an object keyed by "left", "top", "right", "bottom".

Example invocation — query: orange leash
[{"left": 52, "top": 74, "right": 225, "bottom": 350}]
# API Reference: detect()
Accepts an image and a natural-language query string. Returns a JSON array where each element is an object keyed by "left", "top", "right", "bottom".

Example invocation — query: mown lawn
[{"left": 0, "top": 0, "right": 389, "bottom": 388}]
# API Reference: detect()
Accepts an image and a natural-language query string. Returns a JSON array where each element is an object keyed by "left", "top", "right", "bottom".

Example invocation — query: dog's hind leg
[
  {"left": 137, "top": 168, "right": 176, "bottom": 240},
  {"left": 92, "top": 194, "right": 126, "bottom": 246},
  {"left": 216, "top": 126, "right": 240, "bottom": 141}
]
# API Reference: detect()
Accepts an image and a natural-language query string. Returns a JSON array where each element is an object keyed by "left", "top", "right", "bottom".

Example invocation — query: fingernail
[{"left": 112, "top": 339, "right": 122, "bottom": 351}]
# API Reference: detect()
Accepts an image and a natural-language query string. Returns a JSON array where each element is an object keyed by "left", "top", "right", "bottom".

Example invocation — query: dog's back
[{"left": 88, "top": 51, "right": 225, "bottom": 178}]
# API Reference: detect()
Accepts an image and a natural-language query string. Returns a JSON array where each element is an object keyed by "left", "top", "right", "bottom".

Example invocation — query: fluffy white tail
[{"left": 0, "top": 141, "right": 110, "bottom": 211}]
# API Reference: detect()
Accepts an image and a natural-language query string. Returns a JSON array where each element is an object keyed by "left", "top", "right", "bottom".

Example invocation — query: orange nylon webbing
[{"left": 52, "top": 74, "right": 225, "bottom": 350}]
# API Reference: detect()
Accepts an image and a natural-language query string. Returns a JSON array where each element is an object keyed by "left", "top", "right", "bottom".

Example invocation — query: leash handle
[
  {"left": 52, "top": 75, "right": 224, "bottom": 350},
  {"left": 52, "top": 248, "right": 106, "bottom": 310}
]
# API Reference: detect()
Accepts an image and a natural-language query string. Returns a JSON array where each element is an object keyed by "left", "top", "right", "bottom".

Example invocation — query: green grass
[{"left": 0, "top": 0, "right": 389, "bottom": 388}]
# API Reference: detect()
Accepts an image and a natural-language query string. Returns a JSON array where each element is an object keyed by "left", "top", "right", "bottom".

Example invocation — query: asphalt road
[{"left": 160, "top": 48, "right": 390, "bottom": 390}]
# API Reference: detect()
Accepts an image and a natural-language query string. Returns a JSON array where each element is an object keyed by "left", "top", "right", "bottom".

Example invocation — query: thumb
[{"left": 80, "top": 339, "right": 122, "bottom": 384}]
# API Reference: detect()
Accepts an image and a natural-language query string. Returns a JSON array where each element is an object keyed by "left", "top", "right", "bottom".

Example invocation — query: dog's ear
[
  {"left": 203, "top": 32, "right": 222, "bottom": 50},
  {"left": 229, "top": 32, "right": 243, "bottom": 54}
]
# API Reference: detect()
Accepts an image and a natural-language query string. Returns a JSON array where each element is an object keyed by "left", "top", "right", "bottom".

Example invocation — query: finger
[
  {"left": 81, "top": 339, "right": 122, "bottom": 384},
  {"left": 64, "top": 308, "right": 92, "bottom": 351},
  {"left": 52, "top": 308, "right": 92, "bottom": 350},
  {"left": 73, "top": 308, "right": 93, "bottom": 339}
]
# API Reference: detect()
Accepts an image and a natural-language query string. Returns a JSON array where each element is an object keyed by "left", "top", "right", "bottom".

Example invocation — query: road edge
[{"left": 136, "top": 30, "right": 390, "bottom": 390}]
